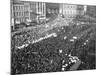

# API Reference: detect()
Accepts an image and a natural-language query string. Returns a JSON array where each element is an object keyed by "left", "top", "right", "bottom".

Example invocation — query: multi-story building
[
  {"left": 11, "top": 0, "right": 31, "bottom": 25},
  {"left": 36, "top": 2, "right": 46, "bottom": 23},
  {"left": 76, "top": 5, "right": 87, "bottom": 17},
  {"left": 59, "top": 4, "right": 88, "bottom": 19},
  {"left": 13, "top": 3, "right": 30, "bottom": 24},
  {"left": 11, "top": 0, "right": 88, "bottom": 30},
  {"left": 11, "top": 0, "right": 46, "bottom": 28},
  {"left": 29, "top": 2, "right": 37, "bottom": 22},
  {"left": 59, "top": 4, "right": 78, "bottom": 18}
]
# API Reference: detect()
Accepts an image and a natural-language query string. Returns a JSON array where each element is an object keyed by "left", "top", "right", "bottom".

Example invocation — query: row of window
[
  {"left": 63, "top": 5, "right": 77, "bottom": 9},
  {"left": 63, "top": 10, "right": 77, "bottom": 15},
  {"left": 47, "top": 8, "right": 59, "bottom": 14},
  {"left": 15, "top": 17, "right": 29, "bottom": 23},
  {"left": 14, "top": 6, "right": 29, "bottom": 11},
  {"left": 37, "top": 2, "right": 45, "bottom": 15},
  {"left": 14, "top": 5, "right": 24, "bottom": 11},
  {"left": 14, "top": 3, "right": 46, "bottom": 16},
  {"left": 14, "top": 12, "right": 29, "bottom": 17}
]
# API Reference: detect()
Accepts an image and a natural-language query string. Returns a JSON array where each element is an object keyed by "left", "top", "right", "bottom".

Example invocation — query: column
[
  {"left": 36, "top": 2, "right": 39, "bottom": 23},
  {"left": 42, "top": 2, "right": 43, "bottom": 16},
  {"left": 84, "top": 5, "right": 87, "bottom": 14},
  {"left": 44, "top": 3, "right": 46, "bottom": 23},
  {"left": 44, "top": 3, "right": 46, "bottom": 18}
]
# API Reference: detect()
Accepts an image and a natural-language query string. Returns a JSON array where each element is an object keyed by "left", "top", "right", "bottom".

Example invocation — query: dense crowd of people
[
  {"left": 11, "top": 20, "right": 96, "bottom": 74},
  {"left": 11, "top": 16, "right": 70, "bottom": 49}
]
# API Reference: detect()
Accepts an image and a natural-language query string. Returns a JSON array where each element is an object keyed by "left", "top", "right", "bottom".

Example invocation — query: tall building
[
  {"left": 11, "top": 0, "right": 46, "bottom": 27},
  {"left": 30, "top": 2, "right": 37, "bottom": 21},
  {"left": 14, "top": 3, "right": 30, "bottom": 23},
  {"left": 59, "top": 4, "right": 88, "bottom": 19},
  {"left": 36, "top": 2, "right": 46, "bottom": 23},
  {"left": 76, "top": 5, "right": 86, "bottom": 17},
  {"left": 11, "top": 0, "right": 31, "bottom": 25},
  {"left": 59, "top": 4, "right": 77, "bottom": 18}
]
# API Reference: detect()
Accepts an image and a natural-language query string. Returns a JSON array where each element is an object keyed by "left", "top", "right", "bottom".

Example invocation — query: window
[
  {"left": 19, "top": 12, "right": 21, "bottom": 16},
  {"left": 14, "top": 12, "right": 16, "bottom": 16},
  {"left": 22, "top": 12, "right": 23, "bottom": 16},
  {"left": 18, "top": 6, "right": 19, "bottom": 10},
  {"left": 19, "top": 6, "right": 20, "bottom": 10},
  {"left": 71, "top": 6, "right": 73, "bottom": 8},
  {"left": 67, "top": 5, "right": 69, "bottom": 8},
  {"left": 18, "top": 12, "right": 19, "bottom": 16},
  {"left": 16, "top": 12, "right": 18, "bottom": 16},
  {"left": 14, "top": 6, "right": 16, "bottom": 11},
  {"left": 15, "top": 6, "right": 17, "bottom": 10}
]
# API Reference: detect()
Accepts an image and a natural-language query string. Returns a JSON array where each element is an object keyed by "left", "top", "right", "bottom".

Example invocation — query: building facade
[
  {"left": 76, "top": 5, "right": 87, "bottom": 17},
  {"left": 36, "top": 2, "right": 46, "bottom": 23},
  {"left": 11, "top": 0, "right": 46, "bottom": 27},
  {"left": 46, "top": 3, "right": 59, "bottom": 15},
  {"left": 59, "top": 4, "right": 78, "bottom": 18},
  {"left": 11, "top": 0, "right": 88, "bottom": 30},
  {"left": 13, "top": 3, "right": 30, "bottom": 24},
  {"left": 59, "top": 4, "right": 88, "bottom": 19}
]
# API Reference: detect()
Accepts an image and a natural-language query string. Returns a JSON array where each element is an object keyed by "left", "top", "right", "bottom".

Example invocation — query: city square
[{"left": 11, "top": 0, "right": 96, "bottom": 75}]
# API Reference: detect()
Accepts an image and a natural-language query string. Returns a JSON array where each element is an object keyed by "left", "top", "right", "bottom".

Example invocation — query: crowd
[
  {"left": 11, "top": 20, "right": 96, "bottom": 74},
  {"left": 11, "top": 16, "right": 70, "bottom": 49}
]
